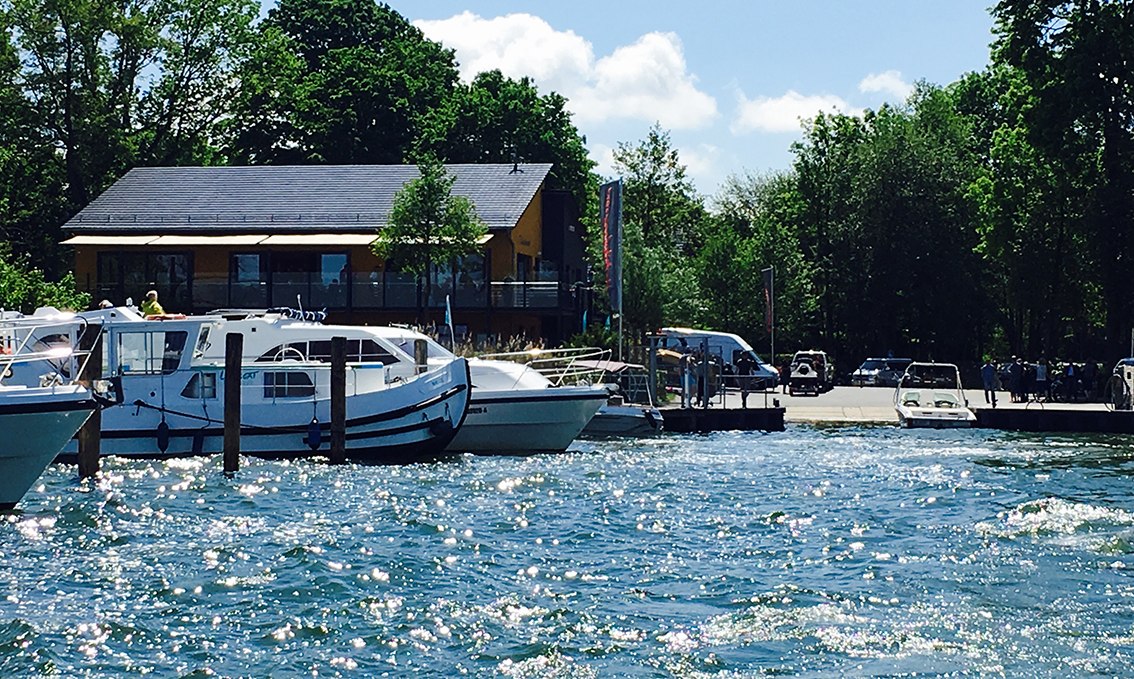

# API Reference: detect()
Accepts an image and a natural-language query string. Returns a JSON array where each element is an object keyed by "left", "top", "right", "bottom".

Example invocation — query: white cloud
[
  {"left": 676, "top": 143, "right": 719, "bottom": 188},
  {"left": 731, "top": 91, "right": 852, "bottom": 134},
  {"left": 589, "top": 142, "right": 616, "bottom": 180},
  {"left": 413, "top": 13, "right": 717, "bottom": 130},
  {"left": 858, "top": 70, "right": 913, "bottom": 100},
  {"left": 414, "top": 12, "right": 592, "bottom": 96}
]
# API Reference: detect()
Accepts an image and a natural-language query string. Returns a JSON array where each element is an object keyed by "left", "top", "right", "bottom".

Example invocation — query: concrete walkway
[{"left": 711, "top": 386, "right": 1113, "bottom": 425}]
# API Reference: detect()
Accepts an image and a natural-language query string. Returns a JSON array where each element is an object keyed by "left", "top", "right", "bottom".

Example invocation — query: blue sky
[{"left": 385, "top": 2, "right": 997, "bottom": 196}]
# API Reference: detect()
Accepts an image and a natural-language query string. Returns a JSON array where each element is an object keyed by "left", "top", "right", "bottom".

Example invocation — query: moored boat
[
  {"left": 197, "top": 310, "right": 607, "bottom": 454},
  {"left": 17, "top": 307, "right": 470, "bottom": 462},
  {"left": 0, "top": 311, "right": 99, "bottom": 508},
  {"left": 894, "top": 362, "right": 976, "bottom": 428}
]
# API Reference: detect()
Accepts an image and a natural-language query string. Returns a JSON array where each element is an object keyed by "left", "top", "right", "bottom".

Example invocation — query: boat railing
[
  {"left": 477, "top": 346, "right": 614, "bottom": 387},
  {"left": 0, "top": 315, "right": 100, "bottom": 389}
]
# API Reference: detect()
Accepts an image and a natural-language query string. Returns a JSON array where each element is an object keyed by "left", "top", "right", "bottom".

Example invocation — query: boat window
[
  {"left": 181, "top": 372, "right": 218, "bottom": 399},
  {"left": 263, "top": 370, "right": 315, "bottom": 398},
  {"left": 256, "top": 339, "right": 401, "bottom": 364},
  {"left": 194, "top": 326, "right": 212, "bottom": 358},
  {"left": 116, "top": 330, "right": 189, "bottom": 375},
  {"left": 390, "top": 336, "right": 452, "bottom": 360}
]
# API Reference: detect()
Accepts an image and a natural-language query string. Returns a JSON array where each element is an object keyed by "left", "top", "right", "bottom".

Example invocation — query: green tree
[
  {"left": 992, "top": 0, "right": 1134, "bottom": 355},
  {"left": 600, "top": 125, "right": 709, "bottom": 341},
  {"left": 370, "top": 155, "right": 487, "bottom": 322},
  {"left": 417, "top": 69, "right": 596, "bottom": 214},
  {"left": 0, "top": 244, "right": 89, "bottom": 311},
  {"left": 613, "top": 123, "right": 708, "bottom": 252},
  {"left": 228, "top": 0, "right": 458, "bottom": 165},
  {"left": 710, "top": 170, "right": 814, "bottom": 353},
  {"left": 4, "top": 0, "right": 257, "bottom": 272}
]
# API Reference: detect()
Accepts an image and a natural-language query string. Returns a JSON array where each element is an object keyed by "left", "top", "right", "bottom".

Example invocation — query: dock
[{"left": 659, "top": 405, "right": 785, "bottom": 433}]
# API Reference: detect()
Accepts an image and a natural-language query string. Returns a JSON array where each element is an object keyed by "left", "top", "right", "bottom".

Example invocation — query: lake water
[{"left": 2, "top": 425, "right": 1134, "bottom": 676}]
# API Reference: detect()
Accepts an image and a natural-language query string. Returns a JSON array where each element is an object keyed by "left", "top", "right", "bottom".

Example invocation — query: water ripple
[{"left": 2, "top": 427, "right": 1134, "bottom": 674}]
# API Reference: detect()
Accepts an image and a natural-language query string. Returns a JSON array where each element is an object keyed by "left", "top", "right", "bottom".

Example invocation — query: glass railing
[{"left": 88, "top": 273, "right": 575, "bottom": 313}]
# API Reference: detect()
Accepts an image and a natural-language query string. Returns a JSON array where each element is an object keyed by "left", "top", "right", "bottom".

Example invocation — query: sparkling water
[{"left": 2, "top": 425, "right": 1133, "bottom": 676}]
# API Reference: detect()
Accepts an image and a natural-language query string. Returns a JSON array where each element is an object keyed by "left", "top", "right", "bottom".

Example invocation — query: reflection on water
[{"left": 2, "top": 425, "right": 1134, "bottom": 675}]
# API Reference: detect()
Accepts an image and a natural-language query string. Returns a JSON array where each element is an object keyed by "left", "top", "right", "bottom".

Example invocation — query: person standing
[
  {"left": 1008, "top": 357, "right": 1023, "bottom": 403},
  {"left": 981, "top": 357, "right": 998, "bottom": 407},
  {"left": 736, "top": 352, "right": 756, "bottom": 408}
]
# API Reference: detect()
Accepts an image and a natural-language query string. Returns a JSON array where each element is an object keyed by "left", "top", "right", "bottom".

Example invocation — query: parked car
[
  {"left": 850, "top": 357, "right": 913, "bottom": 387},
  {"left": 658, "top": 327, "right": 778, "bottom": 389},
  {"left": 789, "top": 350, "right": 834, "bottom": 396}
]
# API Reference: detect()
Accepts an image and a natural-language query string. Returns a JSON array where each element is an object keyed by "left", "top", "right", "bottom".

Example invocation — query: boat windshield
[{"left": 390, "top": 335, "right": 454, "bottom": 361}]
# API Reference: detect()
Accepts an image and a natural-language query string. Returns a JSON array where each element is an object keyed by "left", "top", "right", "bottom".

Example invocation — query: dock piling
[
  {"left": 223, "top": 333, "right": 242, "bottom": 473},
  {"left": 77, "top": 324, "right": 102, "bottom": 479},
  {"left": 330, "top": 335, "right": 346, "bottom": 464}
]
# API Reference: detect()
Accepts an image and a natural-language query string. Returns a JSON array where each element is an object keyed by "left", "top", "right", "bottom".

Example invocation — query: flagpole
[{"left": 617, "top": 179, "right": 624, "bottom": 362}]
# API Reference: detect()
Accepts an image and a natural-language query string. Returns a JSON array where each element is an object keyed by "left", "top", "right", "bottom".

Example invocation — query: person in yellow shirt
[{"left": 140, "top": 289, "right": 165, "bottom": 316}]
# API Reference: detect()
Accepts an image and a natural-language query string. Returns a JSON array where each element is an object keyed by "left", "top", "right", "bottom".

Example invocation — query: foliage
[
  {"left": 417, "top": 69, "right": 596, "bottom": 213},
  {"left": 2, "top": 0, "right": 258, "bottom": 274},
  {"left": 371, "top": 155, "right": 486, "bottom": 319},
  {"left": 0, "top": 244, "right": 89, "bottom": 312},
  {"left": 227, "top": 0, "right": 458, "bottom": 164}
]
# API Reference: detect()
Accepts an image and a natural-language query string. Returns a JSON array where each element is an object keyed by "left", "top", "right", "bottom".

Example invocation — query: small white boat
[
  {"left": 894, "top": 362, "right": 976, "bottom": 428},
  {"left": 0, "top": 311, "right": 98, "bottom": 509},
  {"left": 196, "top": 310, "right": 607, "bottom": 454},
  {"left": 18, "top": 307, "right": 471, "bottom": 462},
  {"left": 565, "top": 358, "right": 664, "bottom": 437}
]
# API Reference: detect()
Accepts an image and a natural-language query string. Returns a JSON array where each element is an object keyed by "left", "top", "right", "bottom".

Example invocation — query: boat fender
[
  {"left": 644, "top": 409, "right": 659, "bottom": 430},
  {"left": 156, "top": 420, "right": 171, "bottom": 452},
  {"left": 306, "top": 418, "right": 322, "bottom": 450},
  {"left": 429, "top": 418, "right": 450, "bottom": 438}
]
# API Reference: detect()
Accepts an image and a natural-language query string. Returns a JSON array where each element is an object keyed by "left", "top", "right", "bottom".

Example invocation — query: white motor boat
[
  {"left": 565, "top": 357, "right": 664, "bottom": 437},
  {"left": 200, "top": 309, "right": 608, "bottom": 454},
  {"left": 0, "top": 311, "right": 98, "bottom": 509},
  {"left": 19, "top": 307, "right": 470, "bottom": 462},
  {"left": 894, "top": 362, "right": 976, "bottom": 428}
]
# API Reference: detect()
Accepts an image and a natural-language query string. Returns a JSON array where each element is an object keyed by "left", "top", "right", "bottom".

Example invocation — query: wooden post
[
  {"left": 330, "top": 335, "right": 346, "bottom": 464},
  {"left": 414, "top": 338, "right": 428, "bottom": 375},
  {"left": 77, "top": 324, "right": 102, "bottom": 479},
  {"left": 646, "top": 333, "right": 659, "bottom": 406},
  {"left": 223, "top": 332, "right": 242, "bottom": 473},
  {"left": 700, "top": 336, "right": 711, "bottom": 409}
]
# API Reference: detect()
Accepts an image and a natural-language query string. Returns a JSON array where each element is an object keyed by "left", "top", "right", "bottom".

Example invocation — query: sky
[{"left": 385, "top": 1, "right": 998, "bottom": 196}]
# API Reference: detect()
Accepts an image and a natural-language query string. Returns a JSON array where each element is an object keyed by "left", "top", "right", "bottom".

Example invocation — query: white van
[{"left": 658, "top": 327, "right": 778, "bottom": 388}]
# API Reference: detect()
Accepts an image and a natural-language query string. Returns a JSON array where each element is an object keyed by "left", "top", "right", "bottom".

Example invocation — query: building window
[
  {"left": 97, "top": 252, "right": 193, "bottom": 310},
  {"left": 230, "top": 253, "right": 268, "bottom": 307},
  {"left": 270, "top": 251, "right": 348, "bottom": 309}
]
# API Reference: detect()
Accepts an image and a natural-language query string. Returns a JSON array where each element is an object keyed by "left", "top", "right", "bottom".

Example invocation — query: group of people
[
  {"left": 981, "top": 356, "right": 1101, "bottom": 406},
  {"left": 96, "top": 290, "right": 167, "bottom": 316}
]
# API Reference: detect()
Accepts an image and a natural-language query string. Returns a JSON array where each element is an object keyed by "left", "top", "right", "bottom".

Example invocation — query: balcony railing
[{"left": 131, "top": 273, "right": 579, "bottom": 313}]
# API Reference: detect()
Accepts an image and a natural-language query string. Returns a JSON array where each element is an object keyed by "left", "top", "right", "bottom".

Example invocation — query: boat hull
[
  {"left": 896, "top": 406, "right": 976, "bottom": 429},
  {"left": 60, "top": 360, "right": 471, "bottom": 463},
  {"left": 583, "top": 404, "right": 664, "bottom": 437},
  {"left": 448, "top": 386, "right": 607, "bottom": 454},
  {"left": 0, "top": 385, "right": 95, "bottom": 509}
]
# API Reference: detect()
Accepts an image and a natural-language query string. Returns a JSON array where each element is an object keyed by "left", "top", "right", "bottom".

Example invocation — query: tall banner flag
[
  {"left": 599, "top": 180, "right": 623, "bottom": 311},
  {"left": 762, "top": 266, "right": 774, "bottom": 333}
]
